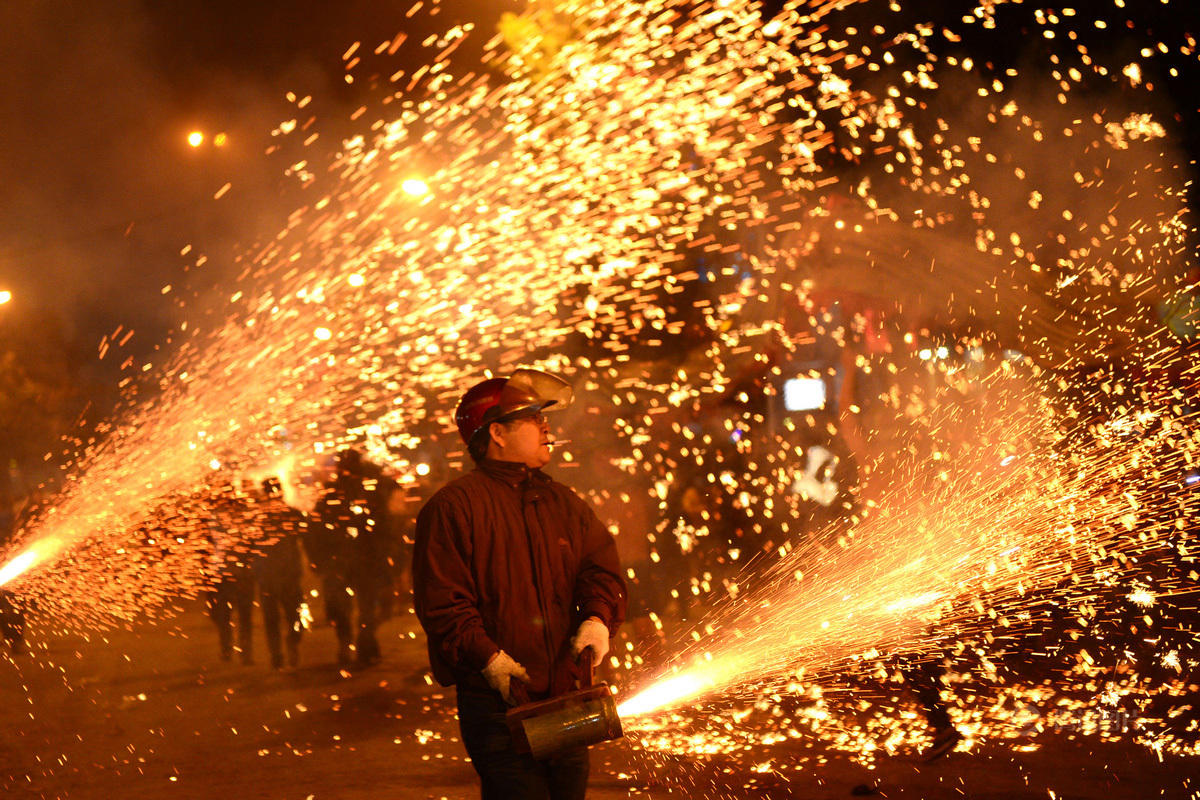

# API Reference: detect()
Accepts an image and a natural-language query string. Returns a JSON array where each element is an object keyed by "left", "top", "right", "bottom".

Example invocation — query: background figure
[
  {"left": 382, "top": 485, "right": 419, "bottom": 623},
  {"left": 903, "top": 655, "right": 961, "bottom": 760},
  {"left": 254, "top": 477, "right": 306, "bottom": 670},
  {"left": 307, "top": 449, "right": 399, "bottom": 667},
  {"left": 0, "top": 590, "right": 26, "bottom": 656},
  {"left": 207, "top": 562, "right": 256, "bottom": 664},
  {"left": 204, "top": 483, "right": 257, "bottom": 665},
  {"left": 0, "top": 492, "right": 27, "bottom": 656}
]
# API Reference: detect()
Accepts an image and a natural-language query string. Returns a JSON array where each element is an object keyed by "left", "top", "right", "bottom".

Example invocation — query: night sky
[
  {"left": 0, "top": 0, "right": 1195, "bottom": 406},
  {"left": 0, "top": 1, "right": 511, "bottom": 361}
]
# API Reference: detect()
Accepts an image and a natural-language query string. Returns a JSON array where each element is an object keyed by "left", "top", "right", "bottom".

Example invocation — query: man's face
[{"left": 491, "top": 410, "right": 552, "bottom": 468}]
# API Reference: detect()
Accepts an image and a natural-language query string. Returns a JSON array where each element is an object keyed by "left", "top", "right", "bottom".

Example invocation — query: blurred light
[
  {"left": 0, "top": 290, "right": 11, "bottom": 305},
  {"left": 314, "top": 327, "right": 333, "bottom": 340},
  {"left": 919, "top": 348, "right": 933, "bottom": 360},
  {"left": 416, "top": 463, "right": 431, "bottom": 476},
  {"left": 213, "top": 132, "right": 228, "bottom": 147},
  {"left": 783, "top": 377, "right": 826, "bottom": 411},
  {"left": 348, "top": 274, "right": 365, "bottom": 287},
  {"left": 0, "top": 549, "right": 39, "bottom": 587},
  {"left": 187, "top": 131, "right": 204, "bottom": 148},
  {"left": 401, "top": 178, "right": 430, "bottom": 197},
  {"left": 618, "top": 671, "right": 713, "bottom": 718},
  {"left": 884, "top": 591, "right": 943, "bottom": 614}
]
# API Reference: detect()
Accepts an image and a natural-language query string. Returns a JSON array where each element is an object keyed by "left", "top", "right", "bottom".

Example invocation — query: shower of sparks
[
  {"left": 618, "top": 412, "right": 1068, "bottom": 719},
  {"left": 0, "top": 0, "right": 1198, "bottom": 786}
]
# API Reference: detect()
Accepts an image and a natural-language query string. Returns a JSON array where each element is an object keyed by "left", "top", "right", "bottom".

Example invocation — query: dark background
[{"left": 0, "top": 0, "right": 1194, "bottom": 481}]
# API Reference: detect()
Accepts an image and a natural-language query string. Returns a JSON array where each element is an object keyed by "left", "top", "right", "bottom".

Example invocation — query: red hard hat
[
  {"left": 454, "top": 369, "right": 573, "bottom": 446},
  {"left": 454, "top": 377, "right": 509, "bottom": 445}
]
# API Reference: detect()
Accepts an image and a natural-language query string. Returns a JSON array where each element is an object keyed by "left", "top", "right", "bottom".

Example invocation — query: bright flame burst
[{"left": 2, "top": 0, "right": 1198, "bottom": 784}]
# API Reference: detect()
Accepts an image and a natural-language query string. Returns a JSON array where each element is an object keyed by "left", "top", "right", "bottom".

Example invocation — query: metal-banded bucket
[{"left": 506, "top": 649, "right": 624, "bottom": 759}]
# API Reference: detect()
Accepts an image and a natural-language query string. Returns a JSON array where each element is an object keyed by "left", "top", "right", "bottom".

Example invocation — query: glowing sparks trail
[
  {"left": 620, "top": 670, "right": 723, "bottom": 719},
  {"left": 0, "top": 544, "right": 45, "bottom": 588},
  {"left": 0, "top": 0, "right": 1196, "bottom": 781},
  {"left": 618, "top": 416, "right": 1068, "bottom": 719}
]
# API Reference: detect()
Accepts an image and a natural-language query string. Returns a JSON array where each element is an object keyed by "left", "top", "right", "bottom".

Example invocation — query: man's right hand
[{"left": 481, "top": 650, "right": 530, "bottom": 705}]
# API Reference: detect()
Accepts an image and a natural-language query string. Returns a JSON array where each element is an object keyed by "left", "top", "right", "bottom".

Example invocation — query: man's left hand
[{"left": 570, "top": 617, "right": 609, "bottom": 662}]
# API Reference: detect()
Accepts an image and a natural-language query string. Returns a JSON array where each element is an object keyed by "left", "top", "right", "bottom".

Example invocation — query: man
[
  {"left": 308, "top": 449, "right": 398, "bottom": 667},
  {"left": 204, "top": 481, "right": 258, "bottom": 665},
  {"left": 0, "top": 589, "right": 25, "bottom": 656},
  {"left": 413, "top": 368, "right": 626, "bottom": 800},
  {"left": 254, "top": 477, "right": 306, "bottom": 670},
  {"left": 908, "top": 656, "right": 962, "bottom": 761}
]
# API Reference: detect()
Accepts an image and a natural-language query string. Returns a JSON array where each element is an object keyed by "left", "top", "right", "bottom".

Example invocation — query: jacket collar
[{"left": 477, "top": 458, "right": 549, "bottom": 489}]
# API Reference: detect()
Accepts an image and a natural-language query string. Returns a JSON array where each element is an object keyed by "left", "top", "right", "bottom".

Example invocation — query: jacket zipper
[{"left": 520, "top": 481, "right": 557, "bottom": 694}]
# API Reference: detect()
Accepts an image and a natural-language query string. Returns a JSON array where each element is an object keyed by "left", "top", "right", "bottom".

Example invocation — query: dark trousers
[
  {"left": 259, "top": 577, "right": 303, "bottom": 668},
  {"left": 321, "top": 573, "right": 383, "bottom": 663},
  {"left": 0, "top": 591, "right": 25, "bottom": 654},
  {"left": 208, "top": 576, "right": 255, "bottom": 662},
  {"left": 456, "top": 687, "right": 590, "bottom": 800},
  {"left": 905, "top": 658, "right": 953, "bottom": 731}
]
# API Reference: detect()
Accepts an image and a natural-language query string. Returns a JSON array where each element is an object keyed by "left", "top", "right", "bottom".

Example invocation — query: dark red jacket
[{"left": 413, "top": 459, "right": 626, "bottom": 697}]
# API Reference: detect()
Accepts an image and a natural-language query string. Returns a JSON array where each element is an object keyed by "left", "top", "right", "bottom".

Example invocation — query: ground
[{"left": 0, "top": 603, "right": 1195, "bottom": 800}]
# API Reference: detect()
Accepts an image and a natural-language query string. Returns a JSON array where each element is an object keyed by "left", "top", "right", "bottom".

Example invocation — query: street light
[{"left": 187, "top": 130, "right": 228, "bottom": 149}]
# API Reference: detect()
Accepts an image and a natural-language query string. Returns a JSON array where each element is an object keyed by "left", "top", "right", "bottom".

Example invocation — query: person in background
[
  {"left": 308, "top": 449, "right": 399, "bottom": 667},
  {"left": 205, "top": 482, "right": 257, "bottom": 665},
  {"left": 0, "top": 590, "right": 26, "bottom": 656},
  {"left": 254, "top": 477, "right": 306, "bottom": 670},
  {"left": 0, "top": 488, "right": 26, "bottom": 656}
]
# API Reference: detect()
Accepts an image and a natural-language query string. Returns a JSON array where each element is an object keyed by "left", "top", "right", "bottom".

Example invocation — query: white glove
[
  {"left": 570, "top": 617, "right": 610, "bottom": 662},
  {"left": 481, "top": 650, "right": 529, "bottom": 705}
]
